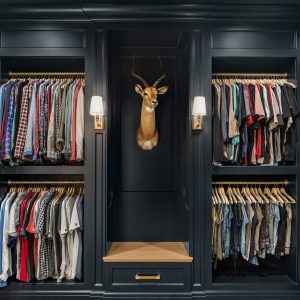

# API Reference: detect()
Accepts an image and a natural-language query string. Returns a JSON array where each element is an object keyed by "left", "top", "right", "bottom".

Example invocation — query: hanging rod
[
  {"left": 7, "top": 180, "right": 84, "bottom": 185},
  {"left": 211, "top": 72, "right": 288, "bottom": 77},
  {"left": 212, "top": 180, "right": 288, "bottom": 185},
  {"left": 8, "top": 72, "right": 85, "bottom": 77}
]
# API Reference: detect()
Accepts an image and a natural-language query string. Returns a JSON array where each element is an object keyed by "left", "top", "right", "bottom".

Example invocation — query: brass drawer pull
[{"left": 135, "top": 274, "right": 161, "bottom": 280}]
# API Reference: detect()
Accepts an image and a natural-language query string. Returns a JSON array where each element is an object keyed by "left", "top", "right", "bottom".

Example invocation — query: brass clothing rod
[
  {"left": 7, "top": 180, "right": 84, "bottom": 185},
  {"left": 212, "top": 72, "right": 288, "bottom": 77},
  {"left": 9, "top": 72, "right": 85, "bottom": 77},
  {"left": 212, "top": 180, "right": 288, "bottom": 185}
]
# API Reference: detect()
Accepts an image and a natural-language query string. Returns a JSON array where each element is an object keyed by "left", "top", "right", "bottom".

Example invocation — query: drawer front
[{"left": 105, "top": 263, "right": 191, "bottom": 292}]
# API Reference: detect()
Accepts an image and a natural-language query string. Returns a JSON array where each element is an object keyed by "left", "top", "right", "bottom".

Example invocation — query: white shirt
[
  {"left": 69, "top": 195, "right": 81, "bottom": 279},
  {"left": 0, "top": 192, "right": 16, "bottom": 282},
  {"left": 65, "top": 196, "right": 76, "bottom": 280},
  {"left": 76, "top": 86, "right": 84, "bottom": 161},
  {"left": 57, "top": 196, "right": 69, "bottom": 282},
  {"left": 8, "top": 192, "right": 25, "bottom": 237}
]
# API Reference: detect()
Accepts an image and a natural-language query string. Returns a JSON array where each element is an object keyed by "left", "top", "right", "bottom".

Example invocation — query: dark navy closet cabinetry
[{"left": 0, "top": 1, "right": 300, "bottom": 299}]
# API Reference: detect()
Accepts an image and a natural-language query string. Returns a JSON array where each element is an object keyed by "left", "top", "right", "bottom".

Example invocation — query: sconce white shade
[
  {"left": 90, "top": 96, "right": 104, "bottom": 116},
  {"left": 192, "top": 96, "right": 206, "bottom": 116}
]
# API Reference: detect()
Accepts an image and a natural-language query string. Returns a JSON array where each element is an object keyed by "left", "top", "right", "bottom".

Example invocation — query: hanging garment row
[
  {"left": 212, "top": 75, "right": 299, "bottom": 166},
  {"left": 0, "top": 76, "right": 84, "bottom": 166},
  {"left": 0, "top": 181, "right": 84, "bottom": 287},
  {"left": 212, "top": 182, "right": 295, "bottom": 269}
]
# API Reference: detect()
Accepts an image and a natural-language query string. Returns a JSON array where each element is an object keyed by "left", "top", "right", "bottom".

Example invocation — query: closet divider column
[
  {"left": 83, "top": 27, "right": 97, "bottom": 288},
  {"left": 191, "top": 29, "right": 207, "bottom": 291},
  {"left": 202, "top": 26, "right": 213, "bottom": 291},
  {"left": 94, "top": 28, "right": 108, "bottom": 288},
  {"left": 296, "top": 34, "right": 300, "bottom": 287}
]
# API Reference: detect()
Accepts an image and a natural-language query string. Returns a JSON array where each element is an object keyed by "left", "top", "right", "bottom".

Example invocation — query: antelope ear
[
  {"left": 157, "top": 86, "right": 168, "bottom": 95},
  {"left": 135, "top": 84, "right": 143, "bottom": 95}
]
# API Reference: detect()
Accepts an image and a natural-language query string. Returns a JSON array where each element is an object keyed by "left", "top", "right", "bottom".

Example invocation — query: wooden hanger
[
  {"left": 218, "top": 185, "right": 228, "bottom": 204},
  {"left": 264, "top": 187, "right": 277, "bottom": 204},
  {"left": 216, "top": 186, "right": 223, "bottom": 204},
  {"left": 226, "top": 187, "right": 233, "bottom": 204},
  {"left": 228, "top": 186, "right": 238, "bottom": 204},
  {"left": 280, "top": 187, "right": 296, "bottom": 204},
  {"left": 249, "top": 186, "right": 262, "bottom": 204},
  {"left": 245, "top": 186, "right": 256, "bottom": 204},
  {"left": 254, "top": 185, "right": 264, "bottom": 204},
  {"left": 221, "top": 186, "right": 230, "bottom": 205},
  {"left": 271, "top": 187, "right": 284, "bottom": 206},
  {"left": 241, "top": 186, "right": 251, "bottom": 204},
  {"left": 213, "top": 187, "right": 221, "bottom": 204},
  {"left": 257, "top": 186, "right": 269, "bottom": 204},
  {"left": 275, "top": 186, "right": 289, "bottom": 204},
  {"left": 212, "top": 189, "right": 216, "bottom": 205},
  {"left": 235, "top": 186, "right": 246, "bottom": 205},
  {"left": 54, "top": 186, "right": 65, "bottom": 205}
]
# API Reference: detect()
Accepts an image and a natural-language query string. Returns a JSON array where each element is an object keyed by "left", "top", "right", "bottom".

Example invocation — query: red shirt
[
  {"left": 17, "top": 191, "right": 34, "bottom": 236},
  {"left": 246, "top": 84, "right": 254, "bottom": 127},
  {"left": 71, "top": 81, "right": 82, "bottom": 162}
]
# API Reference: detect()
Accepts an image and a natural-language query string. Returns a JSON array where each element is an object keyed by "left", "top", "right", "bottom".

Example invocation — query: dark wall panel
[
  {"left": 1, "top": 30, "right": 84, "bottom": 48},
  {"left": 212, "top": 31, "right": 296, "bottom": 49},
  {"left": 120, "top": 56, "right": 176, "bottom": 192},
  {"left": 113, "top": 191, "right": 182, "bottom": 241}
]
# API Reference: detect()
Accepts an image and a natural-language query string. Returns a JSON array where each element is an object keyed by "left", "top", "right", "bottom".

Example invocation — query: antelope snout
[{"left": 151, "top": 100, "right": 158, "bottom": 107}]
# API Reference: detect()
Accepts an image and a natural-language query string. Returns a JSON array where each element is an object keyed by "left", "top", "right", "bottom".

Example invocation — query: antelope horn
[
  {"left": 132, "top": 70, "right": 149, "bottom": 87},
  {"left": 153, "top": 73, "right": 166, "bottom": 87}
]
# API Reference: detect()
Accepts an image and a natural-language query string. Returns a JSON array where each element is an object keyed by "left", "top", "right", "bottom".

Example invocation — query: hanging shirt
[
  {"left": 76, "top": 85, "right": 84, "bottom": 162},
  {"left": 14, "top": 83, "right": 33, "bottom": 159}
]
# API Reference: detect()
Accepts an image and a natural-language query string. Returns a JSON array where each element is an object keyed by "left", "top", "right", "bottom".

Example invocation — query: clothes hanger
[
  {"left": 213, "top": 187, "right": 221, "bottom": 204},
  {"left": 226, "top": 186, "right": 233, "bottom": 204},
  {"left": 245, "top": 185, "right": 256, "bottom": 204},
  {"left": 234, "top": 185, "right": 246, "bottom": 204},
  {"left": 212, "top": 189, "right": 216, "bottom": 205},
  {"left": 229, "top": 186, "right": 237, "bottom": 204},
  {"left": 9, "top": 184, "right": 15, "bottom": 193},
  {"left": 217, "top": 185, "right": 224, "bottom": 204},
  {"left": 218, "top": 185, "right": 227, "bottom": 205},
  {"left": 264, "top": 186, "right": 277, "bottom": 204},
  {"left": 275, "top": 185, "right": 289, "bottom": 204},
  {"left": 54, "top": 185, "right": 65, "bottom": 205},
  {"left": 79, "top": 185, "right": 84, "bottom": 197},
  {"left": 212, "top": 188, "right": 216, "bottom": 205},
  {"left": 222, "top": 185, "right": 230, "bottom": 205},
  {"left": 280, "top": 186, "right": 296, "bottom": 204},
  {"left": 257, "top": 185, "right": 269, "bottom": 204},
  {"left": 241, "top": 185, "right": 251, "bottom": 204},
  {"left": 228, "top": 186, "right": 238, "bottom": 204},
  {"left": 253, "top": 184, "right": 264, "bottom": 204},
  {"left": 251, "top": 185, "right": 263, "bottom": 204},
  {"left": 215, "top": 185, "right": 223, "bottom": 204},
  {"left": 271, "top": 186, "right": 284, "bottom": 206}
]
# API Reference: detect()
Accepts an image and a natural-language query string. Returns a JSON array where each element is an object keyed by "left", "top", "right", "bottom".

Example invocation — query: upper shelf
[
  {"left": 0, "top": 165, "right": 85, "bottom": 175},
  {"left": 212, "top": 166, "right": 297, "bottom": 176},
  {"left": 103, "top": 242, "right": 193, "bottom": 263}
]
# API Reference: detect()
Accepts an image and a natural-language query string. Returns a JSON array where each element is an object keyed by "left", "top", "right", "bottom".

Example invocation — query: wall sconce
[
  {"left": 90, "top": 96, "right": 104, "bottom": 130},
  {"left": 192, "top": 96, "right": 206, "bottom": 130}
]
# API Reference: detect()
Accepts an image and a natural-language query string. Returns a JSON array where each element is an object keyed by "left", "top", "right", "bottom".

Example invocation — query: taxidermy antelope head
[{"left": 132, "top": 56, "right": 168, "bottom": 150}]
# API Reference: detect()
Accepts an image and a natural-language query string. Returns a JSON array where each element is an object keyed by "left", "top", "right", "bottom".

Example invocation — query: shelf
[
  {"left": 212, "top": 166, "right": 297, "bottom": 176},
  {"left": 212, "top": 256, "right": 297, "bottom": 284},
  {"left": 103, "top": 242, "right": 193, "bottom": 263},
  {"left": 0, "top": 165, "right": 85, "bottom": 175},
  {"left": 213, "top": 274, "right": 295, "bottom": 284}
]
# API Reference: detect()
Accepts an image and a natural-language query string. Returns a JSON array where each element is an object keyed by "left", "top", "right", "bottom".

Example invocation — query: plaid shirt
[
  {"left": 14, "top": 84, "right": 33, "bottom": 159},
  {"left": 0, "top": 82, "right": 13, "bottom": 161},
  {"left": 4, "top": 82, "right": 18, "bottom": 160}
]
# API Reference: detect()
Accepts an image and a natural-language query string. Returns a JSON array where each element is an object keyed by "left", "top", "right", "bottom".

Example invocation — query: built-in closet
[{"left": 0, "top": 1, "right": 300, "bottom": 300}]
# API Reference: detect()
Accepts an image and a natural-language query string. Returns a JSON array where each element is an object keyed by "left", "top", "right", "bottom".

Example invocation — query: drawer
[{"left": 104, "top": 263, "right": 191, "bottom": 292}]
